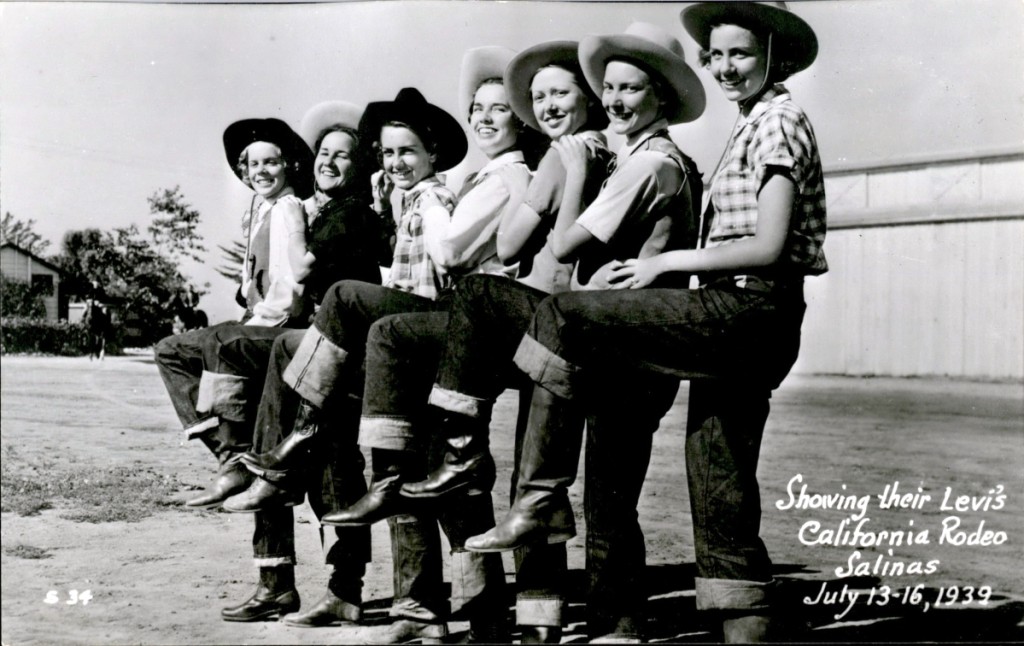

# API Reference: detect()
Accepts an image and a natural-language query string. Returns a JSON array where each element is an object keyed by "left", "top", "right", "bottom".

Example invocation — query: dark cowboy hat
[
  {"left": 504, "top": 40, "right": 609, "bottom": 133},
  {"left": 358, "top": 87, "right": 468, "bottom": 173},
  {"left": 222, "top": 117, "right": 314, "bottom": 198},
  {"left": 681, "top": 1, "right": 818, "bottom": 74},
  {"left": 579, "top": 21, "right": 706, "bottom": 124}
]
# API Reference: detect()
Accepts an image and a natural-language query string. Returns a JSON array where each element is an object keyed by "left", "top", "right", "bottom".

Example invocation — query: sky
[{"left": 2, "top": 0, "right": 1022, "bottom": 323}]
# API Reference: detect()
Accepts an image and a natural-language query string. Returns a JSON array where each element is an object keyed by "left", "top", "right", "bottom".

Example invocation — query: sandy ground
[{"left": 1, "top": 354, "right": 1022, "bottom": 645}]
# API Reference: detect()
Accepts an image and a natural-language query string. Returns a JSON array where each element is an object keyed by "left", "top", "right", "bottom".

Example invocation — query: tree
[
  {"left": 147, "top": 186, "right": 207, "bottom": 263},
  {"left": 215, "top": 240, "right": 247, "bottom": 285},
  {"left": 0, "top": 212, "right": 51, "bottom": 256},
  {"left": 54, "top": 187, "right": 209, "bottom": 344}
]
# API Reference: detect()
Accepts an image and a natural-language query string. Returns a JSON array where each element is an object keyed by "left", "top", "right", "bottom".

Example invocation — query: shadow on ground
[{"left": 353, "top": 563, "right": 1024, "bottom": 643}]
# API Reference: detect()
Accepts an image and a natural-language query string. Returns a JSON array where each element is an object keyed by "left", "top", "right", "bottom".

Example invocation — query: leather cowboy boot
[
  {"left": 400, "top": 414, "right": 495, "bottom": 499},
  {"left": 465, "top": 387, "right": 582, "bottom": 552},
  {"left": 321, "top": 449, "right": 421, "bottom": 526},
  {"left": 282, "top": 589, "right": 362, "bottom": 627},
  {"left": 186, "top": 420, "right": 254, "bottom": 508},
  {"left": 222, "top": 566, "right": 300, "bottom": 622},
  {"left": 241, "top": 399, "right": 321, "bottom": 475},
  {"left": 222, "top": 475, "right": 305, "bottom": 513}
]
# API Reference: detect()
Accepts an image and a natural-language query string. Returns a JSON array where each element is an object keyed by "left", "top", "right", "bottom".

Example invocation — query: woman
[
  {"left": 154, "top": 117, "right": 314, "bottom": 511},
  {"left": 473, "top": 4, "right": 827, "bottom": 642},
  {"left": 322, "top": 40, "right": 612, "bottom": 644}
]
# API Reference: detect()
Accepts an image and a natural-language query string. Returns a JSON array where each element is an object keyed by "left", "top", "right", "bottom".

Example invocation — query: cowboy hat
[
  {"left": 680, "top": 1, "right": 818, "bottom": 74},
  {"left": 579, "top": 22, "right": 706, "bottom": 125},
  {"left": 459, "top": 46, "right": 518, "bottom": 121},
  {"left": 299, "top": 101, "right": 364, "bottom": 151},
  {"left": 358, "top": 87, "right": 468, "bottom": 173},
  {"left": 504, "top": 40, "right": 609, "bottom": 133},
  {"left": 223, "top": 118, "right": 314, "bottom": 198}
]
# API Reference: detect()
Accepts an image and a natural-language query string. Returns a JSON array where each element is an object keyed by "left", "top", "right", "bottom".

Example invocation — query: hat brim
[
  {"left": 504, "top": 40, "right": 608, "bottom": 133},
  {"left": 223, "top": 118, "right": 314, "bottom": 198},
  {"left": 359, "top": 92, "right": 468, "bottom": 173},
  {"left": 681, "top": 2, "right": 818, "bottom": 73},
  {"left": 299, "top": 101, "right": 364, "bottom": 151},
  {"left": 579, "top": 34, "right": 706, "bottom": 124},
  {"left": 459, "top": 46, "right": 518, "bottom": 125}
]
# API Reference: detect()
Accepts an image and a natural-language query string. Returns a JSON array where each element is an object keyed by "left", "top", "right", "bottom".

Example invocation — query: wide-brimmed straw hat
[
  {"left": 223, "top": 118, "right": 314, "bottom": 198},
  {"left": 358, "top": 87, "right": 468, "bottom": 173},
  {"left": 299, "top": 101, "right": 364, "bottom": 151},
  {"left": 504, "top": 40, "right": 609, "bottom": 133},
  {"left": 681, "top": 1, "right": 818, "bottom": 74},
  {"left": 579, "top": 22, "right": 706, "bottom": 125},
  {"left": 459, "top": 46, "right": 517, "bottom": 121}
]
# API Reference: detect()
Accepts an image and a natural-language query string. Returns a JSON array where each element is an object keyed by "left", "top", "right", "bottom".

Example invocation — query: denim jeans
[
  {"left": 429, "top": 275, "right": 545, "bottom": 419},
  {"left": 513, "top": 277, "right": 806, "bottom": 611},
  {"left": 360, "top": 311, "right": 450, "bottom": 450},
  {"left": 282, "top": 280, "right": 444, "bottom": 407},
  {"left": 360, "top": 276, "right": 549, "bottom": 624},
  {"left": 154, "top": 321, "right": 240, "bottom": 436},
  {"left": 214, "top": 329, "right": 371, "bottom": 604},
  {"left": 584, "top": 375, "right": 679, "bottom": 637},
  {"left": 359, "top": 309, "right": 508, "bottom": 617}
]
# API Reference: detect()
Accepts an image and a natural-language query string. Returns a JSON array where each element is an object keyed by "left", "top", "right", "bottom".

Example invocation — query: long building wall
[{"left": 792, "top": 148, "right": 1024, "bottom": 380}]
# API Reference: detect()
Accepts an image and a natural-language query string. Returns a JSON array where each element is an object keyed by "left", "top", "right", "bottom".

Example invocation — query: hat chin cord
[{"left": 739, "top": 32, "right": 773, "bottom": 113}]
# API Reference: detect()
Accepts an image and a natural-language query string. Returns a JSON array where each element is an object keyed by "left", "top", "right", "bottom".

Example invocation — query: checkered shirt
[
  {"left": 705, "top": 85, "right": 828, "bottom": 275},
  {"left": 387, "top": 176, "right": 458, "bottom": 299}
]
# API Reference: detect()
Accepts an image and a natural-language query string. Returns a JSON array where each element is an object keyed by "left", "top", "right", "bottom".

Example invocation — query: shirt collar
[
  {"left": 475, "top": 149, "right": 526, "bottom": 179},
  {"left": 740, "top": 84, "right": 790, "bottom": 125},
  {"left": 258, "top": 186, "right": 296, "bottom": 212},
  {"left": 402, "top": 175, "right": 444, "bottom": 209},
  {"left": 619, "top": 118, "right": 671, "bottom": 159}
]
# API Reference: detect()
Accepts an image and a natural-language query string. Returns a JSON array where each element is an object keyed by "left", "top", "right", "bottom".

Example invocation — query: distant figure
[{"left": 83, "top": 299, "right": 110, "bottom": 361}]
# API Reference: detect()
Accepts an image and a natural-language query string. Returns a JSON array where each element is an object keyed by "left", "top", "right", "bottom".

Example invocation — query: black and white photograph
[{"left": 1, "top": 1, "right": 1021, "bottom": 644}]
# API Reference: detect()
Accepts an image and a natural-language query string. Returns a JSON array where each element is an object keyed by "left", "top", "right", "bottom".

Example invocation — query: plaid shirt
[
  {"left": 387, "top": 176, "right": 458, "bottom": 299},
  {"left": 705, "top": 85, "right": 828, "bottom": 275}
]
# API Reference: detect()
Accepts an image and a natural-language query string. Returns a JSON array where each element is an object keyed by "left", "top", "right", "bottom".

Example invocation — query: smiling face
[
  {"left": 470, "top": 82, "right": 518, "bottom": 159},
  {"left": 313, "top": 130, "right": 358, "bottom": 193},
  {"left": 244, "top": 141, "right": 289, "bottom": 199},
  {"left": 530, "top": 65, "right": 591, "bottom": 140},
  {"left": 601, "top": 60, "right": 663, "bottom": 141},
  {"left": 708, "top": 24, "right": 769, "bottom": 107},
  {"left": 379, "top": 125, "right": 435, "bottom": 190}
]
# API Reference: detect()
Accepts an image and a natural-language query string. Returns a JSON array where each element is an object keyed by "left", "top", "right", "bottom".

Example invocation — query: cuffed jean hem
[
  {"left": 195, "top": 370, "right": 248, "bottom": 421},
  {"left": 389, "top": 598, "right": 444, "bottom": 623},
  {"left": 282, "top": 326, "right": 349, "bottom": 408},
  {"left": 184, "top": 416, "right": 219, "bottom": 440},
  {"left": 695, "top": 577, "right": 775, "bottom": 612},
  {"left": 449, "top": 551, "right": 504, "bottom": 616},
  {"left": 427, "top": 385, "right": 492, "bottom": 420},
  {"left": 516, "top": 597, "right": 562, "bottom": 627},
  {"left": 512, "top": 334, "right": 580, "bottom": 401},
  {"left": 254, "top": 555, "right": 296, "bottom": 567},
  {"left": 358, "top": 416, "right": 417, "bottom": 451}
]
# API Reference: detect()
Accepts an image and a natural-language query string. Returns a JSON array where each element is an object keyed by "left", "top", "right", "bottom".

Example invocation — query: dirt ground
[{"left": 1, "top": 354, "right": 1022, "bottom": 645}]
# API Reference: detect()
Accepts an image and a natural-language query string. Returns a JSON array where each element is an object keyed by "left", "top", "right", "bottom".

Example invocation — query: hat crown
[
  {"left": 392, "top": 87, "right": 429, "bottom": 107},
  {"left": 622, "top": 21, "right": 687, "bottom": 63}
]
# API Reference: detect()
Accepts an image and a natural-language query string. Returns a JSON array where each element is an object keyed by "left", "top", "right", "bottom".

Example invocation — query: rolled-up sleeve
[
  {"left": 575, "top": 151, "right": 681, "bottom": 244},
  {"left": 423, "top": 173, "right": 513, "bottom": 271}
]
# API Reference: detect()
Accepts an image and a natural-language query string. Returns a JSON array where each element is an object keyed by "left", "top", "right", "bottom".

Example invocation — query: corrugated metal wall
[{"left": 792, "top": 149, "right": 1024, "bottom": 380}]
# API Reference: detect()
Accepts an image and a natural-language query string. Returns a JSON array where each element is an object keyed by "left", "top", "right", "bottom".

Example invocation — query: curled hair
[
  {"left": 697, "top": 23, "right": 802, "bottom": 83},
  {"left": 312, "top": 124, "right": 372, "bottom": 200},
  {"left": 236, "top": 142, "right": 304, "bottom": 190}
]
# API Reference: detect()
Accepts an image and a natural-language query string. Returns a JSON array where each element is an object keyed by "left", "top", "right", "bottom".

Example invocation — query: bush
[
  {"left": 0, "top": 274, "right": 48, "bottom": 318},
  {"left": 0, "top": 317, "right": 122, "bottom": 356}
]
